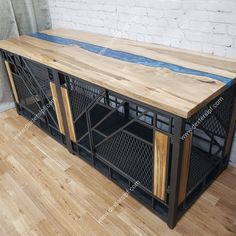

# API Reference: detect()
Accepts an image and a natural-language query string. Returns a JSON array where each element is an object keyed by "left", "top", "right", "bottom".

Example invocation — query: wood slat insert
[
  {"left": 178, "top": 133, "right": 193, "bottom": 204},
  {"left": 153, "top": 131, "right": 169, "bottom": 201},
  {"left": 61, "top": 87, "right": 76, "bottom": 143},
  {"left": 4, "top": 61, "right": 19, "bottom": 103},
  {"left": 49, "top": 82, "right": 65, "bottom": 135}
]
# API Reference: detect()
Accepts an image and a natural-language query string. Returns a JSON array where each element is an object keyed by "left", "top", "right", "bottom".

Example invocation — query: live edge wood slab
[{"left": 0, "top": 28, "right": 236, "bottom": 118}]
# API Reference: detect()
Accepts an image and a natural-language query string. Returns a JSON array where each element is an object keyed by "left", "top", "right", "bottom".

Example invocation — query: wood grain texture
[
  {"left": 4, "top": 61, "right": 19, "bottom": 103},
  {"left": 154, "top": 132, "right": 169, "bottom": 201},
  {"left": 0, "top": 109, "right": 236, "bottom": 235},
  {"left": 178, "top": 133, "right": 193, "bottom": 204},
  {"left": 46, "top": 29, "right": 236, "bottom": 74},
  {"left": 49, "top": 82, "right": 65, "bottom": 135},
  {"left": 61, "top": 87, "right": 76, "bottom": 143},
  {"left": 0, "top": 29, "right": 235, "bottom": 118}
]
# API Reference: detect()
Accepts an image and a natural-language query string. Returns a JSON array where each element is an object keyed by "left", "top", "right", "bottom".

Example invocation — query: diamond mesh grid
[
  {"left": 66, "top": 76, "right": 103, "bottom": 120},
  {"left": 13, "top": 74, "right": 43, "bottom": 114},
  {"left": 26, "top": 61, "right": 51, "bottom": 92},
  {"left": 17, "top": 69, "right": 40, "bottom": 98},
  {"left": 7, "top": 54, "right": 59, "bottom": 131},
  {"left": 23, "top": 62, "right": 59, "bottom": 130},
  {"left": 187, "top": 87, "right": 234, "bottom": 137},
  {"left": 96, "top": 131, "right": 153, "bottom": 191},
  {"left": 13, "top": 75, "right": 32, "bottom": 101},
  {"left": 187, "top": 147, "right": 219, "bottom": 191}
]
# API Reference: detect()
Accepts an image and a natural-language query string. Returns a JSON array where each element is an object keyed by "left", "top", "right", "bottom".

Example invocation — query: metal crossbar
[
  {"left": 95, "top": 109, "right": 149, "bottom": 149},
  {"left": 8, "top": 57, "right": 43, "bottom": 113},
  {"left": 21, "top": 58, "right": 59, "bottom": 129}
]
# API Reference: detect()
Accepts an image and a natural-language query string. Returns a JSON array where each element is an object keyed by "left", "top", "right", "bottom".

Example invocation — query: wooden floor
[{"left": 0, "top": 109, "right": 236, "bottom": 236}]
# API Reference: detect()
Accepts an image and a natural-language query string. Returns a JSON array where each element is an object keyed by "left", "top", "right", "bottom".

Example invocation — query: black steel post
[
  {"left": 85, "top": 110, "right": 95, "bottom": 165},
  {"left": 167, "top": 116, "right": 185, "bottom": 229},
  {"left": 124, "top": 102, "right": 129, "bottom": 119},
  {"left": 53, "top": 70, "right": 73, "bottom": 153},
  {"left": 105, "top": 90, "right": 109, "bottom": 106},
  {"left": 223, "top": 84, "right": 236, "bottom": 166}
]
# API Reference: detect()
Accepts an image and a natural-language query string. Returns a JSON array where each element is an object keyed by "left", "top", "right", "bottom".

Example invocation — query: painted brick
[
  {"left": 208, "top": 12, "right": 236, "bottom": 24},
  {"left": 48, "top": 0, "right": 236, "bottom": 58},
  {"left": 186, "top": 10, "right": 209, "bottom": 21},
  {"left": 228, "top": 25, "right": 236, "bottom": 35}
]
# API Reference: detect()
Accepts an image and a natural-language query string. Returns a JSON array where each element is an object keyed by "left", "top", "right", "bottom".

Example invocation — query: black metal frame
[
  {"left": 2, "top": 51, "right": 66, "bottom": 145},
  {"left": 1, "top": 49, "right": 236, "bottom": 229}
]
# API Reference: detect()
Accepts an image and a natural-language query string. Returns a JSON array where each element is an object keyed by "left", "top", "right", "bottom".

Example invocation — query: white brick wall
[
  {"left": 48, "top": 0, "right": 236, "bottom": 58},
  {"left": 48, "top": 0, "right": 236, "bottom": 163}
]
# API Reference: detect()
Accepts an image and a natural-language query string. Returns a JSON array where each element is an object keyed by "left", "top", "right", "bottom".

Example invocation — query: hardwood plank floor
[{"left": 0, "top": 109, "right": 236, "bottom": 236}]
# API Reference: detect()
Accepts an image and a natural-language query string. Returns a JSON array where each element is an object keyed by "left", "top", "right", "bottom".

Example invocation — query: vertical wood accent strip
[
  {"left": 178, "top": 133, "right": 193, "bottom": 204},
  {"left": 61, "top": 87, "right": 77, "bottom": 143},
  {"left": 50, "top": 82, "right": 65, "bottom": 135},
  {"left": 4, "top": 61, "right": 19, "bottom": 103},
  {"left": 224, "top": 101, "right": 236, "bottom": 156},
  {"left": 154, "top": 131, "right": 169, "bottom": 201}
]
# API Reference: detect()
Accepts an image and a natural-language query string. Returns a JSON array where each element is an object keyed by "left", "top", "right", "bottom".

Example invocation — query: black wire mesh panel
[
  {"left": 13, "top": 74, "right": 42, "bottom": 114},
  {"left": 7, "top": 55, "right": 46, "bottom": 101},
  {"left": 20, "top": 105, "right": 47, "bottom": 124},
  {"left": 26, "top": 60, "right": 58, "bottom": 128},
  {"left": 47, "top": 105, "right": 60, "bottom": 129},
  {"left": 26, "top": 61, "right": 51, "bottom": 92},
  {"left": 96, "top": 131, "right": 153, "bottom": 191},
  {"left": 12, "top": 74, "right": 30, "bottom": 100},
  {"left": 4, "top": 53, "right": 62, "bottom": 138},
  {"left": 65, "top": 76, "right": 104, "bottom": 121},
  {"left": 187, "top": 147, "right": 220, "bottom": 192},
  {"left": 22, "top": 59, "right": 59, "bottom": 131},
  {"left": 182, "top": 86, "right": 235, "bottom": 208},
  {"left": 187, "top": 87, "right": 235, "bottom": 138}
]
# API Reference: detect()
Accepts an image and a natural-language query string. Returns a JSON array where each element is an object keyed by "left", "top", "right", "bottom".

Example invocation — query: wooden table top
[{"left": 0, "top": 28, "right": 235, "bottom": 118}]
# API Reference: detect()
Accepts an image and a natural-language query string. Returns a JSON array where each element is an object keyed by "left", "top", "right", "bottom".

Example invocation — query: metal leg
[
  {"left": 53, "top": 71, "right": 73, "bottom": 153},
  {"left": 167, "top": 116, "right": 185, "bottom": 229},
  {"left": 223, "top": 84, "right": 236, "bottom": 166}
]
